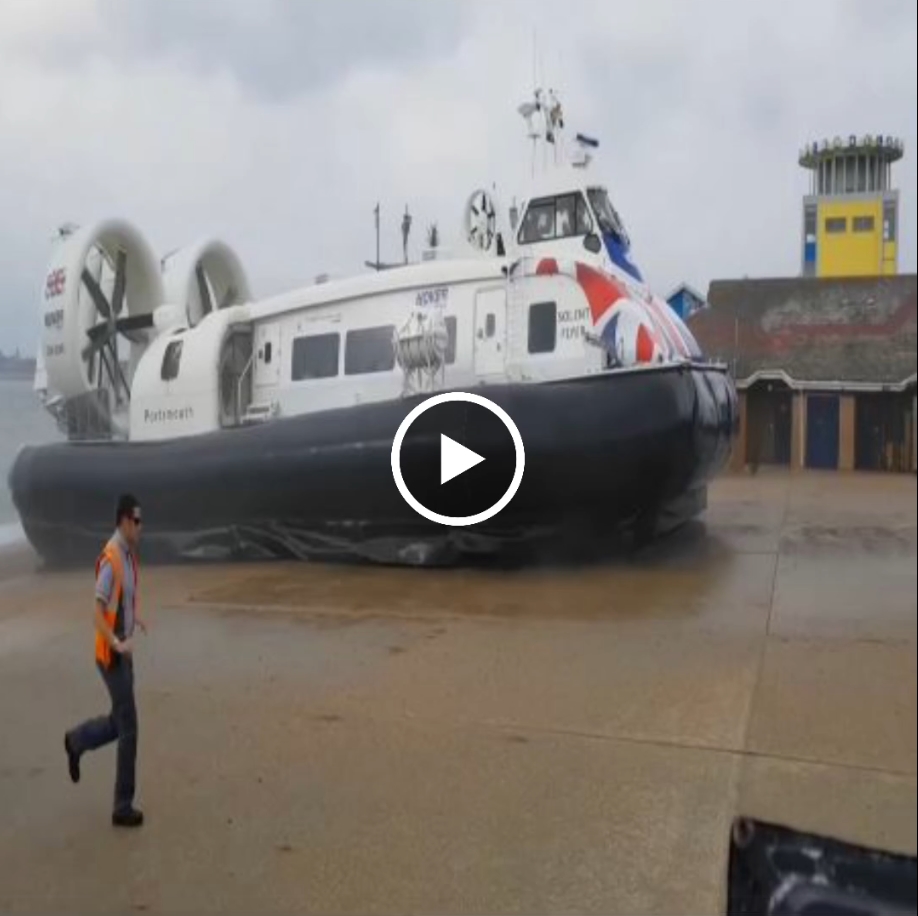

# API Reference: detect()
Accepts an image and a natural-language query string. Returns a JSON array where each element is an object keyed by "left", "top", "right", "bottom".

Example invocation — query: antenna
[
  {"left": 518, "top": 95, "right": 539, "bottom": 179},
  {"left": 365, "top": 202, "right": 386, "bottom": 271},
  {"left": 401, "top": 204, "right": 412, "bottom": 265},
  {"left": 371, "top": 203, "right": 380, "bottom": 271},
  {"left": 365, "top": 200, "right": 412, "bottom": 271},
  {"left": 517, "top": 34, "right": 572, "bottom": 177},
  {"left": 531, "top": 28, "right": 539, "bottom": 178},
  {"left": 532, "top": 27, "right": 537, "bottom": 94}
]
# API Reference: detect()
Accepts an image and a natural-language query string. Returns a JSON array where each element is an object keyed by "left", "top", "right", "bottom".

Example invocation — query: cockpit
[
  {"left": 585, "top": 186, "right": 630, "bottom": 248},
  {"left": 517, "top": 192, "right": 594, "bottom": 243},
  {"left": 516, "top": 186, "right": 630, "bottom": 248}
]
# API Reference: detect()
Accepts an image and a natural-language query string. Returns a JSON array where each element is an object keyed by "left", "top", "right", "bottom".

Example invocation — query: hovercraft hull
[{"left": 8, "top": 365, "right": 737, "bottom": 567}]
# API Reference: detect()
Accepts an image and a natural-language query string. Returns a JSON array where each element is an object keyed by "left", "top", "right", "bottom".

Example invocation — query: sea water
[{"left": 0, "top": 379, "right": 62, "bottom": 542}]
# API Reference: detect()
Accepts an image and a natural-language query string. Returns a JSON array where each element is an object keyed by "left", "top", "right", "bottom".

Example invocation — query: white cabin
[{"left": 126, "top": 253, "right": 631, "bottom": 441}]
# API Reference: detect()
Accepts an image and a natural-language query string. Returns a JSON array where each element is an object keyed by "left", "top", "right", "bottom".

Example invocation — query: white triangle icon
[{"left": 440, "top": 434, "right": 485, "bottom": 485}]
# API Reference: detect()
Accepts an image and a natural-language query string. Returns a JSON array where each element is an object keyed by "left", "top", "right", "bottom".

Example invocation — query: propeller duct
[
  {"left": 40, "top": 218, "right": 164, "bottom": 434},
  {"left": 161, "top": 238, "right": 252, "bottom": 328}
]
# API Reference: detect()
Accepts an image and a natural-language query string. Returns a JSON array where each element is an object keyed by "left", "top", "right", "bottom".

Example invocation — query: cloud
[
  {"left": 96, "top": 0, "right": 469, "bottom": 101},
  {"left": 1, "top": 0, "right": 471, "bottom": 98},
  {"left": 1, "top": 0, "right": 915, "bottom": 355}
]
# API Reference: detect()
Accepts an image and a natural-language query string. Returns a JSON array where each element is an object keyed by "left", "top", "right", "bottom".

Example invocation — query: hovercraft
[{"left": 9, "top": 88, "right": 738, "bottom": 566}]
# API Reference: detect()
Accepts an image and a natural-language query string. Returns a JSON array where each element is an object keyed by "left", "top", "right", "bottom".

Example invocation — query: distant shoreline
[{"left": 0, "top": 355, "right": 36, "bottom": 381}]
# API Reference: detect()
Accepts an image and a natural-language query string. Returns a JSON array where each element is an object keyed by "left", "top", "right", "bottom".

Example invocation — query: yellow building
[{"left": 799, "top": 135, "right": 903, "bottom": 278}]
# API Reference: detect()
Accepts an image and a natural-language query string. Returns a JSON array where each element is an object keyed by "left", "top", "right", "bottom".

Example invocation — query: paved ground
[{"left": 0, "top": 471, "right": 915, "bottom": 914}]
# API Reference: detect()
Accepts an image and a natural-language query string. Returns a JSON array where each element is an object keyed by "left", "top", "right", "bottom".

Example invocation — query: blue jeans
[{"left": 67, "top": 655, "right": 137, "bottom": 814}]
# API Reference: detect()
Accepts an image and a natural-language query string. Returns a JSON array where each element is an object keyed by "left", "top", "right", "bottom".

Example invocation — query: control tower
[{"left": 798, "top": 134, "right": 904, "bottom": 278}]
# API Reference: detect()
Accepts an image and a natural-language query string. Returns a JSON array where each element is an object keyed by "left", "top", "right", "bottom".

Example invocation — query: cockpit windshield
[
  {"left": 517, "top": 192, "right": 594, "bottom": 244},
  {"left": 587, "top": 187, "right": 630, "bottom": 246}
]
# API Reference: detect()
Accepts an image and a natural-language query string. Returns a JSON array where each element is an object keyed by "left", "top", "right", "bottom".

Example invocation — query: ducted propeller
[
  {"left": 195, "top": 262, "right": 213, "bottom": 317},
  {"left": 157, "top": 239, "right": 250, "bottom": 327},
  {"left": 194, "top": 261, "right": 242, "bottom": 318},
  {"left": 80, "top": 247, "right": 154, "bottom": 405}
]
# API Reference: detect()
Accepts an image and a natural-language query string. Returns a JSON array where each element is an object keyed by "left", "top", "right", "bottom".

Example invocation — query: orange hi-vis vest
[{"left": 94, "top": 538, "right": 139, "bottom": 669}]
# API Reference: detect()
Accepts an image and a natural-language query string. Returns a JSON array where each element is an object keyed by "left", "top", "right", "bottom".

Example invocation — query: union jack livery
[{"left": 44, "top": 267, "right": 66, "bottom": 300}]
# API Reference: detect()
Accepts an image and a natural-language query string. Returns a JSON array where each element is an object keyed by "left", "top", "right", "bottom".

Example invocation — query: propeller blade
[
  {"left": 116, "top": 313, "right": 155, "bottom": 333},
  {"left": 114, "top": 356, "right": 131, "bottom": 403},
  {"left": 218, "top": 285, "right": 238, "bottom": 310},
  {"left": 86, "top": 321, "right": 110, "bottom": 342},
  {"left": 102, "top": 334, "right": 131, "bottom": 406},
  {"left": 82, "top": 312, "right": 155, "bottom": 360},
  {"left": 107, "top": 313, "right": 120, "bottom": 402},
  {"left": 82, "top": 317, "right": 115, "bottom": 360},
  {"left": 83, "top": 328, "right": 129, "bottom": 404},
  {"left": 81, "top": 267, "right": 112, "bottom": 320},
  {"left": 82, "top": 334, "right": 109, "bottom": 362},
  {"left": 111, "top": 249, "right": 127, "bottom": 317},
  {"left": 196, "top": 263, "right": 214, "bottom": 316},
  {"left": 117, "top": 312, "right": 155, "bottom": 344},
  {"left": 95, "top": 340, "right": 118, "bottom": 393}
]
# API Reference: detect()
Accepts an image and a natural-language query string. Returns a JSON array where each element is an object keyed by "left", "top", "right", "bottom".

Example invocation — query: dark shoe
[
  {"left": 112, "top": 807, "right": 144, "bottom": 828},
  {"left": 64, "top": 733, "right": 80, "bottom": 783}
]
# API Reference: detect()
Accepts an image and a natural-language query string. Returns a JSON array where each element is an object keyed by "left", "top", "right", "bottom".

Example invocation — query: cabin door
[
  {"left": 253, "top": 323, "right": 281, "bottom": 394},
  {"left": 473, "top": 288, "right": 506, "bottom": 378},
  {"left": 218, "top": 327, "right": 254, "bottom": 427}
]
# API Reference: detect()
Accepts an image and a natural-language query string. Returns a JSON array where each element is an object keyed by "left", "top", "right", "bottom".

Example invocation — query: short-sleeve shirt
[{"left": 95, "top": 529, "right": 136, "bottom": 639}]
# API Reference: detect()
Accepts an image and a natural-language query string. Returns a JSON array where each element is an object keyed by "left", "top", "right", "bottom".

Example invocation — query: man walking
[{"left": 64, "top": 493, "right": 146, "bottom": 827}]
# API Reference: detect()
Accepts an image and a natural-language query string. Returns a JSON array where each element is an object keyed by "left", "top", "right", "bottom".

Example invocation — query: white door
[
  {"left": 473, "top": 288, "right": 506, "bottom": 378},
  {"left": 253, "top": 323, "right": 281, "bottom": 393}
]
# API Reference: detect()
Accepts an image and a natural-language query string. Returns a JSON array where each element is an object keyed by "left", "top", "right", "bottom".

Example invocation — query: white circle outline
[{"left": 390, "top": 391, "right": 526, "bottom": 527}]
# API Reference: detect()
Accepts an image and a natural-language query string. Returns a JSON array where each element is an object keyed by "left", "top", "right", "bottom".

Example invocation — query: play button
[
  {"left": 440, "top": 434, "right": 485, "bottom": 484},
  {"left": 391, "top": 391, "right": 526, "bottom": 527}
]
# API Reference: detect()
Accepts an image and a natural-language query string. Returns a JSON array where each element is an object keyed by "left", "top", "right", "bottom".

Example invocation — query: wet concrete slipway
[{"left": 0, "top": 471, "right": 915, "bottom": 914}]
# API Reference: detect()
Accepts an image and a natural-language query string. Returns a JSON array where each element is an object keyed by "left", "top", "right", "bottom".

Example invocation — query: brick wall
[{"left": 690, "top": 274, "right": 917, "bottom": 385}]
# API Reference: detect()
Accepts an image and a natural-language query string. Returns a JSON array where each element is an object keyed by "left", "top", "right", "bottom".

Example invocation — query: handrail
[{"left": 235, "top": 351, "right": 255, "bottom": 423}]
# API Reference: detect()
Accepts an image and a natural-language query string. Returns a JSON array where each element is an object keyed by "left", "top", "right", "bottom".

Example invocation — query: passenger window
[
  {"left": 264, "top": 341, "right": 272, "bottom": 364},
  {"left": 161, "top": 340, "right": 183, "bottom": 381},
  {"left": 291, "top": 333, "right": 339, "bottom": 380},
  {"left": 344, "top": 325, "right": 396, "bottom": 375},
  {"left": 485, "top": 313, "right": 496, "bottom": 338},
  {"left": 528, "top": 301, "right": 557, "bottom": 354}
]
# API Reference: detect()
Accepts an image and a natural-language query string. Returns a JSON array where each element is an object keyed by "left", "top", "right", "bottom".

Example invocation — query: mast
[
  {"left": 401, "top": 205, "right": 412, "bottom": 265},
  {"left": 517, "top": 86, "right": 569, "bottom": 179},
  {"left": 365, "top": 201, "right": 412, "bottom": 271}
]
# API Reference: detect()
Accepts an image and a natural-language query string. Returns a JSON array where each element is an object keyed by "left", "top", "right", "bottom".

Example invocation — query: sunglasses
[{"left": 132, "top": 515, "right": 143, "bottom": 526}]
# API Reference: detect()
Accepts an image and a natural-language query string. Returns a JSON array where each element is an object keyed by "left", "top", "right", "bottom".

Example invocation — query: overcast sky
[{"left": 1, "top": 0, "right": 916, "bottom": 354}]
